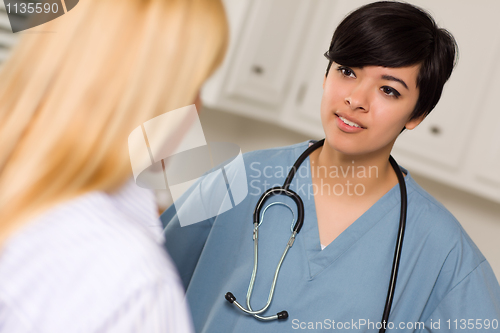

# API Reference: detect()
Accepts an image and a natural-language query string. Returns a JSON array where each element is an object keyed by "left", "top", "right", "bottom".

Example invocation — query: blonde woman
[{"left": 0, "top": 0, "right": 227, "bottom": 331}]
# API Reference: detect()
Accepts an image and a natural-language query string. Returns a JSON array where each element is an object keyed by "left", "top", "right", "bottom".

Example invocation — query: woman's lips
[{"left": 335, "top": 114, "right": 365, "bottom": 133}]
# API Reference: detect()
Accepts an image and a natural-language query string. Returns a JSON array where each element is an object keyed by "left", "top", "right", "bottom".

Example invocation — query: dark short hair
[{"left": 324, "top": 1, "right": 458, "bottom": 121}]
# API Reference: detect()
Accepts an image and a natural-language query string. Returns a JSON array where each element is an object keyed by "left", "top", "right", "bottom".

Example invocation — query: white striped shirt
[{"left": 0, "top": 179, "right": 194, "bottom": 333}]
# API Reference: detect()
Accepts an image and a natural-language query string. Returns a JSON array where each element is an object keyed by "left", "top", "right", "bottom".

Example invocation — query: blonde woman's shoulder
[{"left": 0, "top": 180, "right": 193, "bottom": 333}]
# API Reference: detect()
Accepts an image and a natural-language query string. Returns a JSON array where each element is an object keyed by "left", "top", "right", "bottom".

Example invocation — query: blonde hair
[{"left": 0, "top": 0, "right": 228, "bottom": 244}]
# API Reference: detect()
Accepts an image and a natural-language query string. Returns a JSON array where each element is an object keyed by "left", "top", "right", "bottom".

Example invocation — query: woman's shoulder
[
  {"left": 404, "top": 174, "right": 486, "bottom": 268},
  {"left": 405, "top": 176, "right": 464, "bottom": 232},
  {"left": 196, "top": 140, "right": 310, "bottom": 192},
  {"left": 241, "top": 140, "right": 312, "bottom": 166},
  {"left": 0, "top": 183, "right": 175, "bottom": 279},
  {"left": 403, "top": 176, "right": 500, "bottom": 321},
  {"left": 0, "top": 183, "right": 180, "bottom": 331}
]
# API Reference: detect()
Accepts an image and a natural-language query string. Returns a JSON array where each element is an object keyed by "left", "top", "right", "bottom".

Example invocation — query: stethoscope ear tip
[
  {"left": 225, "top": 292, "right": 236, "bottom": 304},
  {"left": 277, "top": 311, "right": 288, "bottom": 320}
]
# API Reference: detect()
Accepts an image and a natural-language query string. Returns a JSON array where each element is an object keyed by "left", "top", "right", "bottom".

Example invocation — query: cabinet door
[
  {"left": 279, "top": 0, "right": 338, "bottom": 137},
  {"left": 393, "top": 0, "right": 500, "bottom": 171},
  {"left": 466, "top": 36, "right": 500, "bottom": 201},
  {"left": 202, "top": 0, "right": 316, "bottom": 121}
]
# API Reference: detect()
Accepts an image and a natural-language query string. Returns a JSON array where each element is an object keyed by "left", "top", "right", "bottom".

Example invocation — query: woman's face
[{"left": 320, "top": 62, "right": 423, "bottom": 157}]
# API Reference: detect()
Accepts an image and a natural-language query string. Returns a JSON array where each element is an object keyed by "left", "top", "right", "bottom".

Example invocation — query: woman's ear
[{"left": 404, "top": 114, "right": 426, "bottom": 130}]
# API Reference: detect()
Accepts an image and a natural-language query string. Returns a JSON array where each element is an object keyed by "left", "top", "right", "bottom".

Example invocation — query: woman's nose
[{"left": 345, "top": 84, "right": 369, "bottom": 111}]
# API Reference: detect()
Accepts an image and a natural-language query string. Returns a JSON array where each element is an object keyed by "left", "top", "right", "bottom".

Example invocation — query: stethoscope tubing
[
  {"left": 226, "top": 139, "right": 407, "bottom": 331},
  {"left": 378, "top": 155, "right": 408, "bottom": 333}
]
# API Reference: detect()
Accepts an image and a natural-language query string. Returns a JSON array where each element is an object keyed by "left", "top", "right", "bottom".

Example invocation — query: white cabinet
[
  {"left": 466, "top": 35, "right": 500, "bottom": 200},
  {"left": 390, "top": 0, "right": 500, "bottom": 203},
  {"left": 224, "top": 0, "right": 312, "bottom": 106},
  {"left": 279, "top": 0, "right": 336, "bottom": 137},
  {"left": 202, "top": 0, "right": 500, "bottom": 203},
  {"left": 202, "top": 0, "right": 317, "bottom": 123},
  {"left": 393, "top": 0, "right": 500, "bottom": 171}
]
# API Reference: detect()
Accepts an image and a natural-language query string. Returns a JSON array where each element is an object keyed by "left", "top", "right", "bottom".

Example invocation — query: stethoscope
[{"left": 225, "top": 139, "right": 407, "bottom": 333}]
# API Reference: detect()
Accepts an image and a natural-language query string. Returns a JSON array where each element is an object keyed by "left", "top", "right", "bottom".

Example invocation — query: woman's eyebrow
[{"left": 381, "top": 75, "right": 409, "bottom": 90}]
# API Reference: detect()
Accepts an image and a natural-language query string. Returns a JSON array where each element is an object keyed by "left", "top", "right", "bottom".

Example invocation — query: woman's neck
[{"left": 309, "top": 143, "right": 399, "bottom": 200}]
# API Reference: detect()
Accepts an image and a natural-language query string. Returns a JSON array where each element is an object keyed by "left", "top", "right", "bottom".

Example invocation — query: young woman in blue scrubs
[{"left": 162, "top": 1, "right": 500, "bottom": 332}]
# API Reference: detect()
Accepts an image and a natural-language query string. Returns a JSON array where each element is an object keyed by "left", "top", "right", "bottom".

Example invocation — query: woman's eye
[
  {"left": 381, "top": 86, "right": 401, "bottom": 98},
  {"left": 337, "top": 66, "right": 356, "bottom": 78}
]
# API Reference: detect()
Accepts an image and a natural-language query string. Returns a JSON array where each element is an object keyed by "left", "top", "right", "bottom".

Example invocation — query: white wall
[{"left": 199, "top": 106, "right": 500, "bottom": 280}]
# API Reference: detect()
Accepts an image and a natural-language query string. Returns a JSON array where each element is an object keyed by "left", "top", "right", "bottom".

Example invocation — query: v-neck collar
[{"left": 289, "top": 146, "right": 408, "bottom": 279}]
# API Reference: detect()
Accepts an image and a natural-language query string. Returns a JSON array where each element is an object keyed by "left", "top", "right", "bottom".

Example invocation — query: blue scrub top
[{"left": 161, "top": 141, "right": 500, "bottom": 332}]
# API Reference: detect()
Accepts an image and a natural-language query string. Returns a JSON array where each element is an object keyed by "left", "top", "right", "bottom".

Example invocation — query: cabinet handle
[
  {"left": 251, "top": 65, "right": 264, "bottom": 75},
  {"left": 429, "top": 125, "right": 442, "bottom": 135}
]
